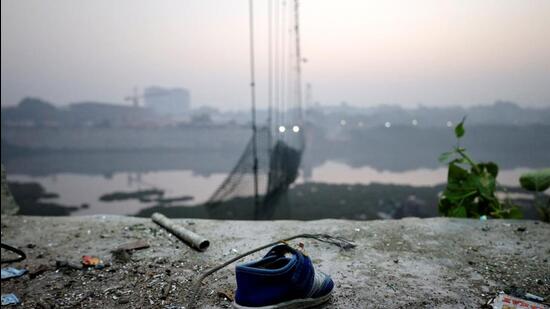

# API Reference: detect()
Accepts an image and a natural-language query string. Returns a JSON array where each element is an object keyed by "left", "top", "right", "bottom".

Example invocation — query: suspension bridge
[{"left": 207, "top": 0, "right": 306, "bottom": 218}]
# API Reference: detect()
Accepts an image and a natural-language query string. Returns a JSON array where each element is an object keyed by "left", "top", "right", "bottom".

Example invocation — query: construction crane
[
  {"left": 124, "top": 87, "right": 170, "bottom": 108},
  {"left": 124, "top": 87, "right": 141, "bottom": 108}
]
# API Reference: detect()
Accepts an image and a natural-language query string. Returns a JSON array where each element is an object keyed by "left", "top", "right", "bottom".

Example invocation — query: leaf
[
  {"left": 519, "top": 168, "right": 550, "bottom": 192},
  {"left": 493, "top": 206, "right": 523, "bottom": 219},
  {"left": 439, "top": 151, "right": 454, "bottom": 163},
  {"left": 454, "top": 116, "right": 466, "bottom": 139},
  {"left": 438, "top": 198, "right": 452, "bottom": 214},
  {"left": 506, "top": 207, "right": 523, "bottom": 219},
  {"left": 448, "top": 162, "right": 469, "bottom": 182},
  {"left": 448, "top": 206, "right": 467, "bottom": 218},
  {"left": 442, "top": 188, "right": 474, "bottom": 203},
  {"left": 479, "top": 162, "right": 499, "bottom": 178},
  {"left": 450, "top": 158, "right": 466, "bottom": 165},
  {"left": 475, "top": 172, "right": 497, "bottom": 200},
  {"left": 446, "top": 164, "right": 478, "bottom": 202}
]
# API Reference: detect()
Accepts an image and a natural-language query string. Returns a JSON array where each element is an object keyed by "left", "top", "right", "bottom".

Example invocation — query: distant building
[{"left": 143, "top": 86, "right": 191, "bottom": 116}]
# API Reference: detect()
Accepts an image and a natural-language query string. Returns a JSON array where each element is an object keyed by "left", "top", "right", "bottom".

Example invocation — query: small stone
[
  {"left": 217, "top": 290, "right": 235, "bottom": 302},
  {"left": 112, "top": 249, "right": 132, "bottom": 264},
  {"left": 29, "top": 264, "right": 50, "bottom": 279},
  {"left": 118, "top": 297, "right": 129, "bottom": 304}
]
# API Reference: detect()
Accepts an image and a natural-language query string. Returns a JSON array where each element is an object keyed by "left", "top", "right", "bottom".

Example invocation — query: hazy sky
[{"left": 2, "top": 0, "right": 550, "bottom": 110}]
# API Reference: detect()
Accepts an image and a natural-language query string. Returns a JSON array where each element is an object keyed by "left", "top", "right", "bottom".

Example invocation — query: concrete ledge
[{"left": 1, "top": 216, "right": 549, "bottom": 308}]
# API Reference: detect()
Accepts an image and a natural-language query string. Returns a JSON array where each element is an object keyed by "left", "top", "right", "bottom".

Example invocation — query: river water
[
  {"left": 6, "top": 161, "right": 534, "bottom": 216},
  {"left": 4, "top": 125, "right": 548, "bottom": 217}
]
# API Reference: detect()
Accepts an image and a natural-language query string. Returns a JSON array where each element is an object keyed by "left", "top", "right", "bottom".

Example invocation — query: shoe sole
[{"left": 232, "top": 292, "right": 331, "bottom": 309}]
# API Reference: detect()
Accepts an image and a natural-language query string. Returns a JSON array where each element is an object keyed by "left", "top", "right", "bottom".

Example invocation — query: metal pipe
[{"left": 151, "top": 213, "right": 210, "bottom": 251}]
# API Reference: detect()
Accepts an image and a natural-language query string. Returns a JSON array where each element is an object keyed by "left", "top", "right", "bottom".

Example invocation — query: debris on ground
[
  {"left": 111, "top": 240, "right": 150, "bottom": 264},
  {"left": 524, "top": 293, "right": 545, "bottom": 303},
  {"left": 81, "top": 255, "right": 106, "bottom": 269},
  {"left": 114, "top": 240, "right": 150, "bottom": 252},
  {"left": 217, "top": 289, "right": 235, "bottom": 302},
  {"left": 111, "top": 249, "right": 132, "bottom": 264},
  {"left": 1, "top": 293, "right": 20, "bottom": 306},
  {"left": 28, "top": 264, "right": 49, "bottom": 279},
  {"left": 152, "top": 212, "right": 210, "bottom": 251},
  {"left": 490, "top": 291, "right": 548, "bottom": 309},
  {"left": 0, "top": 243, "right": 26, "bottom": 264},
  {"left": 1, "top": 268, "right": 27, "bottom": 280},
  {"left": 55, "top": 260, "right": 83, "bottom": 270},
  {"left": 503, "top": 286, "right": 547, "bottom": 304}
]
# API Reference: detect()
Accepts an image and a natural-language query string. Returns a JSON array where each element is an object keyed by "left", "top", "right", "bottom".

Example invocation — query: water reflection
[
  {"left": 302, "top": 161, "right": 533, "bottom": 187},
  {"left": 7, "top": 161, "right": 537, "bottom": 216},
  {"left": 8, "top": 171, "right": 227, "bottom": 216}
]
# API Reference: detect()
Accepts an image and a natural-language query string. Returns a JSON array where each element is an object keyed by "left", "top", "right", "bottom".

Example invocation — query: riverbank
[{"left": 1, "top": 215, "right": 548, "bottom": 308}]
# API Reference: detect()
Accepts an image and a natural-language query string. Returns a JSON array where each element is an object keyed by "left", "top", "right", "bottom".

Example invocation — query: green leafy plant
[
  {"left": 519, "top": 168, "right": 550, "bottom": 222},
  {"left": 438, "top": 117, "right": 522, "bottom": 219},
  {"left": 519, "top": 169, "right": 550, "bottom": 192}
]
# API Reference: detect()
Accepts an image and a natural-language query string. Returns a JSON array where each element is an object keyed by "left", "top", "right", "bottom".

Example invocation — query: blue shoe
[{"left": 233, "top": 244, "right": 334, "bottom": 308}]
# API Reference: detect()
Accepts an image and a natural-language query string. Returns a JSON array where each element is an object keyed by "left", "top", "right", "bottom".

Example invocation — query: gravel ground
[{"left": 1, "top": 215, "right": 549, "bottom": 308}]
